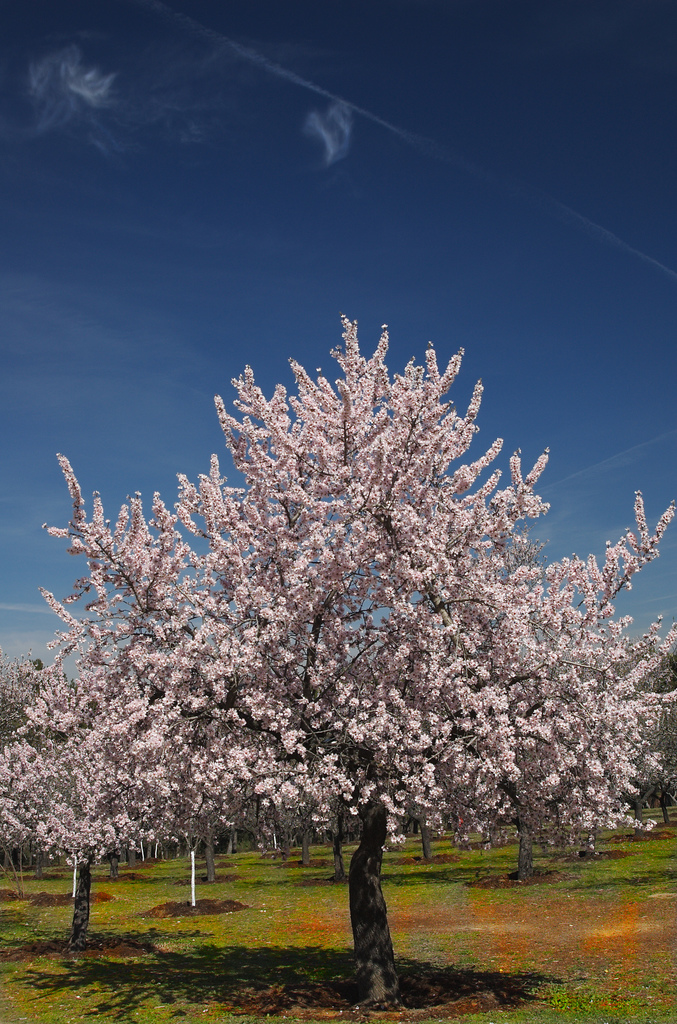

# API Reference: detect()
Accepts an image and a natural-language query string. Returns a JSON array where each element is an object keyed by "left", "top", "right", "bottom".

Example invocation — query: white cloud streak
[
  {"left": 542, "top": 428, "right": 677, "bottom": 491},
  {"left": 0, "top": 602, "right": 58, "bottom": 615},
  {"left": 29, "top": 45, "right": 116, "bottom": 132},
  {"left": 304, "top": 101, "right": 353, "bottom": 165},
  {"left": 128, "top": 0, "right": 677, "bottom": 285}
]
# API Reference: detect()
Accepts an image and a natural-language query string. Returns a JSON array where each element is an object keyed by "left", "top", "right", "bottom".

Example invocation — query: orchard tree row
[{"left": 2, "top": 318, "right": 676, "bottom": 1006}]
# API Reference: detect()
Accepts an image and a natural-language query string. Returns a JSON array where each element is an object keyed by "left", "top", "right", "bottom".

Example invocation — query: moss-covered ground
[{"left": 0, "top": 815, "right": 674, "bottom": 1023}]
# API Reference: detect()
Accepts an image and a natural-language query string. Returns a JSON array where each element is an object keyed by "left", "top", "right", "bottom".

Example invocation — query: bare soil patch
[
  {"left": 607, "top": 828, "right": 677, "bottom": 843},
  {"left": 0, "top": 935, "right": 155, "bottom": 962},
  {"left": 0, "top": 887, "right": 24, "bottom": 901},
  {"left": 142, "top": 898, "right": 248, "bottom": 918},
  {"left": 26, "top": 890, "right": 115, "bottom": 906},
  {"left": 468, "top": 870, "right": 569, "bottom": 889},
  {"left": 559, "top": 849, "right": 637, "bottom": 861},
  {"left": 390, "top": 853, "right": 460, "bottom": 866},
  {"left": 174, "top": 874, "right": 241, "bottom": 885},
  {"left": 297, "top": 876, "right": 349, "bottom": 886},
  {"left": 229, "top": 968, "right": 536, "bottom": 1020},
  {"left": 280, "top": 858, "right": 331, "bottom": 868}
]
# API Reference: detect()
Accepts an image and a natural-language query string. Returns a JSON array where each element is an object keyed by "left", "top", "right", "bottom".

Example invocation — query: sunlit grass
[{"left": 1, "top": 814, "right": 675, "bottom": 1023}]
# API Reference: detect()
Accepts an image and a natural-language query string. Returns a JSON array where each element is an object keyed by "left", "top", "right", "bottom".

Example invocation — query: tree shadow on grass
[{"left": 20, "top": 941, "right": 555, "bottom": 1019}]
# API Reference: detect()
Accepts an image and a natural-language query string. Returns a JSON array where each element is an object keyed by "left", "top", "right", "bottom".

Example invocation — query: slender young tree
[{"left": 42, "top": 318, "right": 674, "bottom": 1003}]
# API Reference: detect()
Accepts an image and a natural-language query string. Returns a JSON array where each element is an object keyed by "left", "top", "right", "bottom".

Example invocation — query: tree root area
[
  {"left": 174, "top": 874, "right": 241, "bottom": 885},
  {"left": 297, "top": 877, "right": 349, "bottom": 886},
  {"left": 559, "top": 849, "right": 636, "bottom": 861},
  {"left": 280, "top": 859, "right": 331, "bottom": 868},
  {"left": 25, "top": 891, "right": 114, "bottom": 906},
  {"left": 467, "top": 870, "right": 569, "bottom": 888},
  {"left": 228, "top": 969, "right": 535, "bottom": 1020},
  {"left": 389, "top": 853, "right": 460, "bottom": 866},
  {"left": 0, "top": 888, "right": 23, "bottom": 900},
  {"left": 607, "top": 828, "right": 677, "bottom": 843},
  {"left": 142, "top": 898, "right": 248, "bottom": 918},
  {"left": 0, "top": 936, "right": 155, "bottom": 961}
]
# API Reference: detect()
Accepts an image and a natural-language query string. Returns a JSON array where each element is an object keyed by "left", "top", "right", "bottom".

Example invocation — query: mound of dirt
[
  {"left": 174, "top": 874, "right": 241, "bottom": 885},
  {"left": 569, "top": 849, "right": 637, "bottom": 861},
  {"left": 0, "top": 888, "right": 25, "bottom": 901},
  {"left": 27, "top": 891, "right": 114, "bottom": 906},
  {"left": 280, "top": 858, "right": 330, "bottom": 868},
  {"left": 115, "top": 872, "right": 152, "bottom": 881},
  {"left": 229, "top": 968, "right": 535, "bottom": 1019},
  {"left": 390, "top": 853, "right": 461, "bottom": 866},
  {"left": 297, "top": 876, "right": 349, "bottom": 886},
  {"left": 607, "top": 828, "right": 677, "bottom": 844},
  {"left": 142, "top": 898, "right": 248, "bottom": 918},
  {"left": 468, "top": 870, "right": 569, "bottom": 889},
  {"left": 0, "top": 935, "right": 155, "bottom": 962}
]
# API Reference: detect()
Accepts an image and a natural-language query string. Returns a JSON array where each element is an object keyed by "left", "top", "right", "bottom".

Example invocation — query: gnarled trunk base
[
  {"left": 517, "top": 827, "right": 533, "bottom": 881},
  {"left": 68, "top": 859, "right": 92, "bottom": 951},
  {"left": 332, "top": 812, "right": 346, "bottom": 882},
  {"left": 205, "top": 836, "right": 216, "bottom": 882},
  {"left": 349, "top": 803, "right": 400, "bottom": 1006},
  {"left": 419, "top": 821, "right": 433, "bottom": 861}
]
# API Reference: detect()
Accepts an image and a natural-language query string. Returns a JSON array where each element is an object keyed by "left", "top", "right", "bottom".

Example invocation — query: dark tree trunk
[
  {"left": 127, "top": 847, "right": 137, "bottom": 868},
  {"left": 419, "top": 821, "right": 433, "bottom": 861},
  {"left": 68, "top": 859, "right": 92, "bottom": 951},
  {"left": 301, "top": 830, "right": 311, "bottom": 867},
  {"left": 204, "top": 835, "right": 216, "bottom": 882},
  {"left": 349, "top": 803, "right": 400, "bottom": 1007},
  {"left": 517, "top": 825, "right": 533, "bottom": 881},
  {"left": 411, "top": 818, "right": 419, "bottom": 834},
  {"left": 633, "top": 797, "right": 644, "bottom": 834},
  {"left": 659, "top": 792, "right": 670, "bottom": 824},
  {"left": 332, "top": 811, "right": 346, "bottom": 882},
  {"left": 579, "top": 831, "right": 597, "bottom": 857},
  {"left": 108, "top": 852, "right": 119, "bottom": 879},
  {"left": 34, "top": 849, "right": 44, "bottom": 880},
  {"left": 230, "top": 827, "right": 238, "bottom": 854}
]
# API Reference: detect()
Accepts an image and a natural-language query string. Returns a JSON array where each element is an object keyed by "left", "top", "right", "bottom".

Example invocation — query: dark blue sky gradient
[{"left": 1, "top": 0, "right": 676, "bottom": 660}]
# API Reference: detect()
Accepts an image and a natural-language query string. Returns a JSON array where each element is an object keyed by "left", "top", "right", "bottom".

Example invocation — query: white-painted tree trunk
[
  {"left": 140, "top": 842, "right": 145, "bottom": 861},
  {"left": 72, "top": 859, "right": 77, "bottom": 898},
  {"left": 190, "top": 848, "right": 196, "bottom": 907}
]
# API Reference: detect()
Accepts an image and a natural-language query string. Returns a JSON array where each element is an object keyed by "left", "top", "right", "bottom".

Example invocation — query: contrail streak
[
  {"left": 543, "top": 428, "right": 677, "bottom": 491},
  {"left": 128, "top": 0, "right": 677, "bottom": 285}
]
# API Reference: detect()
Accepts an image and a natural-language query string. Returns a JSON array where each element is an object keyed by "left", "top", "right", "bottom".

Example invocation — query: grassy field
[{"left": 0, "top": 817, "right": 675, "bottom": 1024}]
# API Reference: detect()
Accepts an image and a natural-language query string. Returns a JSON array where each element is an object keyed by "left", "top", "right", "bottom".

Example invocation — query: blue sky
[{"left": 1, "top": 0, "right": 676, "bottom": 662}]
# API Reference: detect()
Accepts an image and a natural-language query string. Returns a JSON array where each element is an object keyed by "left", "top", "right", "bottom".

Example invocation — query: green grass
[{"left": 1, "top": 816, "right": 675, "bottom": 1023}]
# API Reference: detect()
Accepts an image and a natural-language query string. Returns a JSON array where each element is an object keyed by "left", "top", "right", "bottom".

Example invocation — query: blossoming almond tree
[{"left": 42, "top": 318, "right": 673, "bottom": 1004}]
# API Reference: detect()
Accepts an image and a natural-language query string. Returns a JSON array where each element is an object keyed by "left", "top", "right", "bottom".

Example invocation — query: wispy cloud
[
  {"left": 29, "top": 45, "right": 116, "bottom": 132},
  {"left": 542, "top": 429, "right": 677, "bottom": 491},
  {"left": 129, "top": 0, "right": 677, "bottom": 287},
  {"left": 0, "top": 602, "right": 57, "bottom": 616},
  {"left": 304, "top": 101, "right": 353, "bottom": 165}
]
